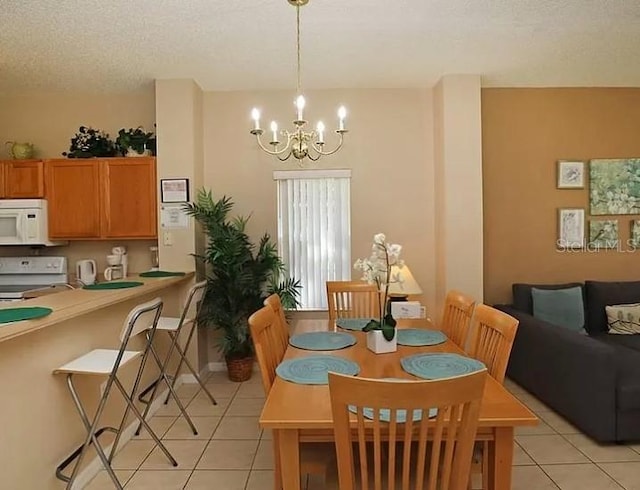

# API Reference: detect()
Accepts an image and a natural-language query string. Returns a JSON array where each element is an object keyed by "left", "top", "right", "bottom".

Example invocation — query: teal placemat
[
  {"left": 276, "top": 355, "right": 360, "bottom": 385},
  {"left": 289, "top": 332, "right": 356, "bottom": 351},
  {"left": 348, "top": 378, "right": 438, "bottom": 421},
  {"left": 0, "top": 307, "right": 53, "bottom": 324},
  {"left": 335, "top": 318, "right": 371, "bottom": 331},
  {"left": 397, "top": 329, "right": 447, "bottom": 347},
  {"left": 401, "top": 353, "right": 485, "bottom": 380},
  {"left": 83, "top": 281, "right": 144, "bottom": 290},
  {"left": 139, "top": 271, "right": 186, "bottom": 278}
]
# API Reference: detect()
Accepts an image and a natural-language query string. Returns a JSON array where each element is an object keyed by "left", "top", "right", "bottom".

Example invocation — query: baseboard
[
  {"left": 207, "top": 361, "right": 226, "bottom": 372},
  {"left": 72, "top": 373, "right": 194, "bottom": 489}
]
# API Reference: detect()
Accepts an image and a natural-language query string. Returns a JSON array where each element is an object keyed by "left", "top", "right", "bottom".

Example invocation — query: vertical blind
[{"left": 274, "top": 169, "right": 351, "bottom": 310}]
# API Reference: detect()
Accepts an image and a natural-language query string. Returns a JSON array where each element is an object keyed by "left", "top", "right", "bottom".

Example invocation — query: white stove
[{"left": 0, "top": 257, "right": 68, "bottom": 301}]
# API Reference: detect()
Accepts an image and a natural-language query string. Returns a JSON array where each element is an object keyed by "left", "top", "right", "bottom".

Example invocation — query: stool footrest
[{"left": 55, "top": 426, "right": 119, "bottom": 483}]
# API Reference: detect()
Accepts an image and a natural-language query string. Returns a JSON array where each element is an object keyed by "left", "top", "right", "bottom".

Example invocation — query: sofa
[{"left": 496, "top": 280, "right": 640, "bottom": 443}]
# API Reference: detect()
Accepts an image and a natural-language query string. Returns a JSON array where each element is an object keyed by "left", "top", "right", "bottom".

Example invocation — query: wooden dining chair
[
  {"left": 329, "top": 370, "right": 487, "bottom": 490},
  {"left": 263, "top": 293, "right": 290, "bottom": 356},
  {"left": 326, "top": 280, "right": 379, "bottom": 324},
  {"left": 439, "top": 290, "right": 476, "bottom": 350},
  {"left": 467, "top": 303, "right": 519, "bottom": 489},
  {"left": 467, "top": 304, "right": 519, "bottom": 384},
  {"left": 248, "top": 305, "right": 331, "bottom": 489}
]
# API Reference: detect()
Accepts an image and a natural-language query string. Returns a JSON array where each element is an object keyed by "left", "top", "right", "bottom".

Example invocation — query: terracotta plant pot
[{"left": 226, "top": 356, "right": 253, "bottom": 382}]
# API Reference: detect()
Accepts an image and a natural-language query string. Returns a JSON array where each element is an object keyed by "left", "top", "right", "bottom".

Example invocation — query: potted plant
[
  {"left": 353, "top": 233, "right": 404, "bottom": 354},
  {"left": 115, "top": 126, "right": 155, "bottom": 156},
  {"left": 183, "top": 189, "right": 301, "bottom": 381},
  {"left": 62, "top": 126, "right": 117, "bottom": 158}
]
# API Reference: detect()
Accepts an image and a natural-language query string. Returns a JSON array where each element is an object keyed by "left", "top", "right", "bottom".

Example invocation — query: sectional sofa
[{"left": 496, "top": 280, "right": 640, "bottom": 442}]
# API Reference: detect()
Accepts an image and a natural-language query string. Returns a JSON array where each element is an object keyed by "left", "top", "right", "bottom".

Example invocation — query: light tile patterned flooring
[{"left": 85, "top": 373, "right": 640, "bottom": 489}]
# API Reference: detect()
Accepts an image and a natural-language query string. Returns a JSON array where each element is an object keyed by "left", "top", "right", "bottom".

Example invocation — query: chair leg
[
  {"left": 165, "top": 329, "right": 218, "bottom": 406},
  {"left": 138, "top": 342, "right": 198, "bottom": 436},
  {"left": 62, "top": 374, "right": 124, "bottom": 490},
  {"left": 481, "top": 441, "right": 489, "bottom": 490},
  {"left": 112, "top": 377, "right": 178, "bottom": 467}
]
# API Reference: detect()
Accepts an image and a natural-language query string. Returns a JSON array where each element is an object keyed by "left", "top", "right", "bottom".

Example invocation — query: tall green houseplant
[{"left": 183, "top": 189, "right": 301, "bottom": 381}]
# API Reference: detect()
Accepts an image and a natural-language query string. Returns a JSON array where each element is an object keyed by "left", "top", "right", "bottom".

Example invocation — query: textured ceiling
[{"left": 1, "top": 0, "right": 640, "bottom": 94}]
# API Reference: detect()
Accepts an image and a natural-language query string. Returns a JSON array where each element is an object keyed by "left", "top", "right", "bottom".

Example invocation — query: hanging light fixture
[{"left": 250, "top": 0, "right": 348, "bottom": 163}]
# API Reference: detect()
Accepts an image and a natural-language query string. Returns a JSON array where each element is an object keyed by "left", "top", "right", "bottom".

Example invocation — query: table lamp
[{"left": 388, "top": 265, "right": 422, "bottom": 301}]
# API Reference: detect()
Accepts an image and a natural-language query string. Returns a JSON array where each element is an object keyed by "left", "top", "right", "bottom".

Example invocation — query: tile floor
[{"left": 84, "top": 373, "right": 640, "bottom": 490}]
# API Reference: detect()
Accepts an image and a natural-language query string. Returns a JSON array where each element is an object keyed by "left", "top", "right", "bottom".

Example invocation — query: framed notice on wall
[{"left": 160, "top": 179, "right": 190, "bottom": 203}]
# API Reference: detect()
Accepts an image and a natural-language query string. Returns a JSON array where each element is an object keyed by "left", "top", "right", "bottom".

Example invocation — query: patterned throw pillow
[{"left": 606, "top": 303, "right": 640, "bottom": 335}]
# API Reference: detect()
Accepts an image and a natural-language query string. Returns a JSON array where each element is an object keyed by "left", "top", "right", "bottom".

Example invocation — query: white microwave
[{"left": 0, "top": 199, "right": 65, "bottom": 246}]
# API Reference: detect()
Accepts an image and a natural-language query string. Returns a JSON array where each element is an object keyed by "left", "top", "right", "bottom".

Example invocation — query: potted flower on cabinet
[
  {"left": 354, "top": 233, "right": 404, "bottom": 354},
  {"left": 183, "top": 189, "right": 301, "bottom": 382},
  {"left": 62, "top": 126, "right": 117, "bottom": 158},
  {"left": 115, "top": 126, "right": 155, "bottom": 156}
]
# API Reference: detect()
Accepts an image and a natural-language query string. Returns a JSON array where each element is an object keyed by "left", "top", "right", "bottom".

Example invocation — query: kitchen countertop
[{"left": 0, "top": 273, "right": 195, "bottom": 343}]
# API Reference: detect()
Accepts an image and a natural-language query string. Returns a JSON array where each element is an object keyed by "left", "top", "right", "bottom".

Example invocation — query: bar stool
[
  {"left": 53, "top": 298, "right": 177, "bottom": 490},
  {"left": 137, "top": 280, "right": 216, "bottom": 431}
]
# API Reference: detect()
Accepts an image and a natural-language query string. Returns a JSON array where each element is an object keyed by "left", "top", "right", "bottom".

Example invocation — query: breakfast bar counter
[
  {"left": 0, "top": 272, "right": 199, "bottom": 489},
  {"left": 0, "top": 273, "right": 195, "bottom": 343}
]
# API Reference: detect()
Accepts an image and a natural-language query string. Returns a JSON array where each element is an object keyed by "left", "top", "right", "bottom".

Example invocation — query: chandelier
[{"left": 250, "top": 0, "right": 348, "bottom": 162}]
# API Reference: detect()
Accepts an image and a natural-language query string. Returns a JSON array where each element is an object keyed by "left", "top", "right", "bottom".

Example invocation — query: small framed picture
[
  {"left": 160, "top": 178, "right": 190, "bottom": 203},
  {"left": 558, "top": 208, "right": 585, "bottom": 249},
  {"left": 557, "top": 160, "right": 585, "bottom": 189}
]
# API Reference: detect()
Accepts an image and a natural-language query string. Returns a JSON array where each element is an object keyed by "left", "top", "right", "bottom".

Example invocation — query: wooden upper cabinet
[
  {"left": 45, "top": 160, "right": 102, "bottom": 239},
  {"left": 43, "top": 157, "right": 157, "bottom": 240},
  {"left": 101, "top": 158, "right": 157, "bottom": 238},
  {"left": 0, "top": 160, "right": 45, "bottom": 198}
]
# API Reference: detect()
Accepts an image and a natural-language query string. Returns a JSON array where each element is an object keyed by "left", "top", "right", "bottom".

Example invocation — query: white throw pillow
[{"left": 606, "top": 303, "right": 640, "bottom": 334}]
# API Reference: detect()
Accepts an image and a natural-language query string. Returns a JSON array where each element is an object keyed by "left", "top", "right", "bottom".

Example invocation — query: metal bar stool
[
  {"left": 137, "top": 280, "right": 216, "bottom": 433},
  {"left": 53, "top": 298, "right": 177, "bottom": 490}
]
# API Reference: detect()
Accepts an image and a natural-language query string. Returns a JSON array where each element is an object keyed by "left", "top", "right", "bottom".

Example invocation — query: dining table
[{"left": 259, "top": 317, "right": 538, "bottom": 490}]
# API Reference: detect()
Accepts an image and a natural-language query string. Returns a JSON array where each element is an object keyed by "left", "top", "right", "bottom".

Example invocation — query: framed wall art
[
  {"left": 558, "top": 208, "right": 585, "bottom": 249},
  {"left": 589, "top": 220, "right": 619, "bottom": 249},
  {"left": 557, "top": 160, "right": 585, "bottom": 189},
  {"left": 160, "top": 178, "right": 190, "bottom": 203},
  {"left": 590, "top": 158, "right": 640, "bottom": 215}
]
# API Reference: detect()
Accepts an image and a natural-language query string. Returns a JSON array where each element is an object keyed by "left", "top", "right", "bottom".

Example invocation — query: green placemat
[
  {"left": 83, "top": 281, "right": 144, "bottom": 290},
  {"left": 0, "top": 307, "right": 53, "bottom": 324},
  {"left": 139, "top": 271, "right": 186, "bottom": 278}
]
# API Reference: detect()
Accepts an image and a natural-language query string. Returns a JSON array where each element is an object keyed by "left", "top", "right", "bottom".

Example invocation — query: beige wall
[
  {"left": 433, "top": 76, "right": 484, "bottom": 314},
  {"left": 0, "top": 89, "right": 157, "bottom": 272},
  {"left": 202, "top": 88, "right": 437, "bottom": 317},
  {"left": 155, "top": 80, "right": 202, "bottom": 273},
  {"left": 483, "top": 88, "right": 640, "bottom": 304}
]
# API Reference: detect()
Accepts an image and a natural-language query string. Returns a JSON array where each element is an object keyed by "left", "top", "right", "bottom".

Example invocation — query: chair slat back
[
  {"left": 329, "top": 370, "right": 487, "bottom": 490},
  {"left": 248, "top": 304, "right": 287, "bottom": 396},
  {"left": 263, "top": 293, "right": 290, "bottom": 354},
  {"left": 440, "top": 290, "right": 475, "bottom": 350},
  {"left": 327, "top": 281, "right": 380, "bottom": 323},
  {"left": 468, "top": 304, "right": 519, "bottom": 384}
]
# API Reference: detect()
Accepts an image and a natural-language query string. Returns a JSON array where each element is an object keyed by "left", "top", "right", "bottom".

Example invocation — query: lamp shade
[{"left": 388, "top": 265, "right": 423, "bottom": 296}]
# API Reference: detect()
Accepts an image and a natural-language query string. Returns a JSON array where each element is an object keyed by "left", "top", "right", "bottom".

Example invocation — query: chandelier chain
[{"left": 296, "top": 3, "right": 301, "bottom": 95}]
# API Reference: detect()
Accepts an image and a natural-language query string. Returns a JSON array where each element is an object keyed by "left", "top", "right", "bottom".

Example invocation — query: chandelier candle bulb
[
  {"left": 251, "top": 108, "right": 261, "bottom": 131},
  {"left": 296, "top": 95, "right": 306, "bottom": 121},
  {"left": 338, "top": 106, "right": 347, "bottom": 131},
  {"left": 316, "top": 121, "right": 325, "bottom": 144},
  {"left": 270, "top": 121, "right": 279, "bottom": 143}
]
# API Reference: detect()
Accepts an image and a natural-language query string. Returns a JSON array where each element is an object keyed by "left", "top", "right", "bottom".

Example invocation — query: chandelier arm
[
  {"left": 309, "top": 132, "right": 345, "bottom": 156},
  {"left": 305, "top": 151, "right": 320, "bottom": 162},
  {"left": 276, "top": 152, "right": 293, "bottom": 162},
  {"left": 254, "top": 133, "right": 293, "bottom": 156}
]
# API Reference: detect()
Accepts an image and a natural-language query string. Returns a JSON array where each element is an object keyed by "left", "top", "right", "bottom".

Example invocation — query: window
[{"left": 274, "top": 169, "right": 351, "bottom": 310}]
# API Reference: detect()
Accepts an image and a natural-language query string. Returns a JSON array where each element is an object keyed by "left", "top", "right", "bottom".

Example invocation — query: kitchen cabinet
[
  {"left": 44, "top": 157, "right": 157, "bottom": 240},
  {"left": 0, "top": 160, "right": 45, "bottom": 198}
]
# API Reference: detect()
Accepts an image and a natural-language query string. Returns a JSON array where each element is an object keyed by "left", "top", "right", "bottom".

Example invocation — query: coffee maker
[{"left": 104, "top": 246, "right": 128, "bottom": 281}]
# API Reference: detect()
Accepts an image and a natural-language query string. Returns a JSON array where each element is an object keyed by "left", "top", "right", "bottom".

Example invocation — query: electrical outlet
[{"left": 163, "top": 231, "right": 173, "bottom": 246}]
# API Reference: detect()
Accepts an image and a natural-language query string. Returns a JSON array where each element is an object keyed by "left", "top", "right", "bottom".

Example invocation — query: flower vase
[
  {"left": 366, "top": 329, "right": 397, "bottom": 354},
  {"left": 126, "top": 148, "right": 151, "bottom": 157}
]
